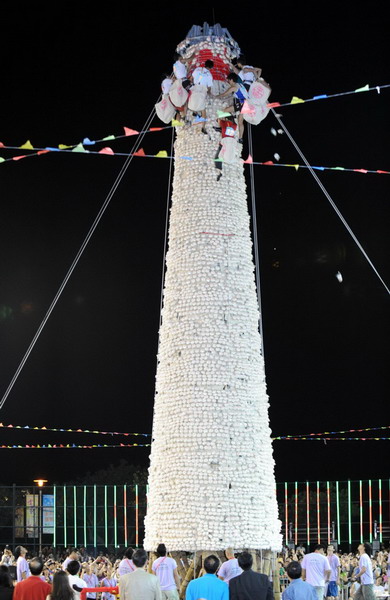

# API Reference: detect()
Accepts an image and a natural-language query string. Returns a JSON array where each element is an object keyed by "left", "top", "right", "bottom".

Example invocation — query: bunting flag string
[
  {"left": 0, "top": 443, "right": 151, "bottom": 449},
  {"left": 273, "top": 424, "right": 390, "bottom": 440},
  {"left": 0, "top": 82, "right": 388, "bottom": 164},
  {"left": 0, "top": 142, "right": 388, "bottom": 176},
  {"left": 0, "top": 422, "right": 150, "bottom": 437},
  {"left": 268, "top": 82, "right": 390, "bottom": 108},
  {"left": 273, "top": 437, "right": 390, "bottom": 441},
  {"left": 0, "top": 438, "right": 388, "bottom": 449}
]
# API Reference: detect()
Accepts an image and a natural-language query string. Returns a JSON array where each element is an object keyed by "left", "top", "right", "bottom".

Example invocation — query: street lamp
[{"left": 34, "top": 480, "right": 48, "bottom": 555}]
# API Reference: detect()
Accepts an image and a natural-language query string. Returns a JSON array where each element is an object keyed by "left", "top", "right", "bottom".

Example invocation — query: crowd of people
[{"left": 0, "top": 542, "right": 389, "bottom": 599}]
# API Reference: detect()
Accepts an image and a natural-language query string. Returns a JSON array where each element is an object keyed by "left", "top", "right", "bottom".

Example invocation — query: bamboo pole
[
  {"left": 179, "top": 561, "right": 194, "bottom": 599},
  {"left": 171, "top": 551, "right": 186, "bottom": 582}
]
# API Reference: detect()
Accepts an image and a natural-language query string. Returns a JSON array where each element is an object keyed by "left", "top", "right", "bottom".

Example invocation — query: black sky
[{"left": 0, "top": 5, "right": 388, "bottom": 486}]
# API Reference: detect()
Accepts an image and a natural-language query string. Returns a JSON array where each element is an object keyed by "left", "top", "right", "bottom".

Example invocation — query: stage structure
[{"left": 144, "top": 23, "right": 282, "bottom": 563}]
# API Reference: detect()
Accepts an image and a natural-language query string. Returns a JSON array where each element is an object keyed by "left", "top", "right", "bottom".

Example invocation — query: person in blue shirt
[
  {"left": 283, "top": 561, "right": 318, "bottom": 600},
  {"left": 186, "top": 554, "right": 228, "bottom": 600}
]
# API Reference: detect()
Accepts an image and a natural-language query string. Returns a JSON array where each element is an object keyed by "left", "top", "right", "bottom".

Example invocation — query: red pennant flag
[
  {"left": 263, "top": 161, "right": 274, "bottom": 165},
  {"left": 377, "top": 170, "right": 390, "bottom": 174},
  {"left": 124, "top": 127, "right": 139, "bottom": 136},
  {"left": 0, "top": 142, "right": 4, "bottom": 148},
  {"left": 149, "top": 127, "right": 164, "bottom": 131},
  {"left": 133, "top": 148, "right": 146, "bottom": 157},
  {"left": 244, "top": 155, "right": 253, "bottom": 164},
  {"left": 267, "top": 102, "right": 281, "bottom": 108},
  {"left": 353, "top": 169, "right": 368, "bottom": 174},
  {"left": 37, "top": 150, "right": 50, "bottom": 155},
  {"left": 13, "top": 155, "right": 27, "bottom": 161},
  {"left": 99, "top": 147, "right": 115, "bottom": 155}
]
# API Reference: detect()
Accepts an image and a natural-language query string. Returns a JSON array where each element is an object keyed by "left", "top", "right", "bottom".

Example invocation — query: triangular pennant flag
[
  {"left": 294, "top": 164, "right": 299, "bottom": 171},
  {"left": 149, "top": 127, "right": 164, "bottom": 131},
  {"left": 58, "top": 144, "right": 73, "bottom": 149},
  {"left": 171, "top": 119, "right": 184, "bottom": 127},
  {"left": 37, "top": 150, "right": 50, "bottom": 155},
  {"left": 72, "top": 143, "right": 88, "bottom": 153},
  {"left": 244, "top": 155, "right": 253, "bottom": 164},
  {"left": 263, "top": 161, "right": 274, "bottom": 165},
  {"left": 82, "top": 137, "right": 95, "bottom": 145},
  {"left": 377, "top": 170, "right": 390, "bottom": 174},
  {"left": 19, "top": 140, "right": 34, "bottom": 150},
  {"left": 354, "top": 84, "right": 369, "bottom": 93},
  {"left": 290, "top": 96, "right": 305, "bottom": 104},
  {"left": 0, "top": 142, "right": 4, "bottom": 148},
  {"left": 102, "top": 135, "right": 115, "bottom": 141},
  {"left": 46, "top": 147, "right": 60, "bottom": 151},
  {"left": 13, "top": 155, "right": 27, "bottom": 161},
  {"left": 354, "top": 169, "right": 368, "bottom": 174},
  {"left": 267, "top": 102, "right": 281, "bottom": 108},
  {"left": 124, "top": 127, "right": 139, "bottom": 136},
  {"left": 133, "top": 148, "right": 146, "bottom": 157},
  {"left": 155, "top": 150, "right": 168, "bottom": 158},
  {"left": 217, "top": 111, "right": 232, "bottom": 118},
  {"left": 99, "top": 147, "right": 115, "bottom": 155},
  {"left": 332, "top": 167, "right": 345, "bottom": 171},
  {"left": 0, "top": 157, "right": 5, "bottom": 163}
]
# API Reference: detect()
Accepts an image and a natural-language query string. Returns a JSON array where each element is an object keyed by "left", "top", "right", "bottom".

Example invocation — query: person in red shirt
[{"left": 13, "top": 557, "right": 51, "bottom": 600}]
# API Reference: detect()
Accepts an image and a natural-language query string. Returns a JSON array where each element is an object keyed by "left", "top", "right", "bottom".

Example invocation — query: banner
[
  {"left": 42, "top": 494, "right": 54, "bottom": 534},
  {"left": 26, "top": 494, "right": 38, "bottom": 538}
]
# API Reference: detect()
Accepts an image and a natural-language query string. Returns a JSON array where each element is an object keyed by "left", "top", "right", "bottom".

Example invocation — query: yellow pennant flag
[
  {"left": 19, "top": 140, "right": 34, "bottom": 150},
  {"left": 155, "top": 150, "right": 168, "bottom": 158},
  {"left": 171, "top": 119, "right": 184, "bottom": 127},
  {"left": 58, "top": 144, "right": 73, "bottom": 149},
  {"left": 290, "top": 96, "right": 305, "bottom": 104}
]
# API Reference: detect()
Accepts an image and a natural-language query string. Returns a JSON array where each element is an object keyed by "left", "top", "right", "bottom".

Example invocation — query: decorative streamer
[
  {"left": 317, "top": 481, "right": 320, "bottom": 544},
  {"left": 0, "top": 443, "right": 151, "bottom": 449},
  {"left": 0, "top": 422, "right": 150, "bottom": 436},
  {"left": 274, "top": 424, "right": 390, "bottom": 440},
  {"left": 268, "top": 83, "right": 390, "bottom": 108},
  {"left": 275, "top": 436, "right": 390, "bottom": 441},
  {"left": 1, "top": 143, "right": 388, "bottom": 176},
  {"left": 0, "top": 82, "right": 388, "bottom": 157}
]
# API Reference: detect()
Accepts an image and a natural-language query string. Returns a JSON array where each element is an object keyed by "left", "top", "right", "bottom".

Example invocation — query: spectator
[
  {"left": 13, "top": 557, "right": 51, "bottom": 600},
  {"left": 47, "top": 571, "right": 74, "bottom": 600},
  {"left": 119, "top": 549, "right": 162, "bottom": 600},
  {"left": 186, "top": 555, "right": 227, "bottom": 600},
  {"left": 152, "top": 543, "right": 180, "bottom": 599},
  {"left": 66, "top": 560, "right": 86, "bottom": 600},
  {"left": 302, "top": 544, "right": 331, "bottom": 600},
  {"left": 282, "top": 561, "right": 317, "bottom": 600},
  {"left": 118, "top": 548, "right": 136, "bottom": 577},
  {"left": 0, "top": 566, "right": 14, "bottom": 600},
  {"left": 217, "top": 548, "right": 242, "bottom": 585},
  {"left": 229, "top": 551, "right": 274, "bottom": 600},
  {"left": 14, "top": 548, "right": 29, "bottom": 583},
  {"left": 62, "top": 550, "right": 79, "bottom": 572},
  {"left": 352, "top": 543, "right": 375, "bottom": 600}
]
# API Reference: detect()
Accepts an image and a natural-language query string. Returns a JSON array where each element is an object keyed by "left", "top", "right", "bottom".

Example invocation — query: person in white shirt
[
  {"left": 66, "top": 560, "right": 87, "bottom": 600},
  {"left": 118, "top": 548, "right": 136, "bottom": 577},
  {"left": 15, "top": 546, "right": 30, "bottom": 581},
  {"left": 189, "top": 60, "right": 214, "bottom": 133},
  {"left": 232, "top": 55, "right": 262, "bottom": 91},
  {"left": 302, "top": 544, "right": 331, "bottom": 600},
  {"left": 172, "top": 52, "right": 193, "bottom": 90},
  {"left": 62, "top": 549, "right": 79, "bottom": 571},
  {"left": 217, "top": 548, "right": 242, "bottom": 584},
  {"left": 326, "top": 544, "right": 340, "bottom": 599},
  {"left": 352, "top": 543, "right": 376, "bottom": 600},
  {"left": 152, "top": 543, "right": 180, "bottom": 599},
  {"left": 161, "top": 74, "right": 173, "bottom": 96}
]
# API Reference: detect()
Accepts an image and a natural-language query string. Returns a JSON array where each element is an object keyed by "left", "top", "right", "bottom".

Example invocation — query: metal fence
[{"left": 0, "top": 479, "right": 389, "bottom": 554}]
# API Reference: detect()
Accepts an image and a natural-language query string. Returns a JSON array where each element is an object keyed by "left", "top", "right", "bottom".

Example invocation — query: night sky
[{"left": 0, "top": 5, "right": 388, "bottom": 486}]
